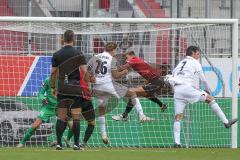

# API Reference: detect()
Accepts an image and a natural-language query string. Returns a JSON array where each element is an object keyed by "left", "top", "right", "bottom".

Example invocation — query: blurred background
[{"left": 1, "top": 0, "right": 239, "bottom": 18}]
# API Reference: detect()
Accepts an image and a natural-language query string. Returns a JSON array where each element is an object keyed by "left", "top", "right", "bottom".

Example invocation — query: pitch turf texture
[{"left": 0, "top": 148, "right": 239, "bottom": 160}]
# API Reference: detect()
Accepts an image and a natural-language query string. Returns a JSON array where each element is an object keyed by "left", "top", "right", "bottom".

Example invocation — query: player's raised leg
[
  {"left": 112, "top": 98, "right": 153, "bottom": 123},
  {"left": 124, "top": 89, "right": 153, "bottom": 123},
  {"left": 17, "top": 118, "right": 42, "bottom": 147},
  {"left": 17, "top": 105, "right": 56, "bottom": 147},
  {"left": 140, "top": 85, "right": 167, "bottom": 112},
  {"left": 205, "top": 94, "right": 238, "bottom": 128}
]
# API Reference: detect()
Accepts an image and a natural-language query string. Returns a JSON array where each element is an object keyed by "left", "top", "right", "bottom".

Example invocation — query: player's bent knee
[
  {"left": 206, "top": 95, "right": 214, "bottom": 103},
  {"left": 88, "top": 120, "right": 95, "bottom": 126},
  {"left": 99, "top": 106, "right": 106, "bottom": 115},
  {"left": 32, "top": 119, "right": 43, "bottom": 129},
  {"left": 175, "top": 114, "right": 182, "bottom": 121}
]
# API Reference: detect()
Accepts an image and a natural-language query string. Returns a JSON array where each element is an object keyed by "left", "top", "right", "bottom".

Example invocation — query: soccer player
[
  {"left": 51, "top": 30, "right": 95, "bottom": 150},
  {"left": 112, "top": 50, "right": 167, "bottom": 121},
  {"left": 169, "top": 46, "right": 237, "bottom": 147},
  {"left": 88, "top": 42, "right": 150, "bottom": 144},
  {"left": 63, "top": 69, "right": 95, "bottom": 148},
  {"left": 16, "top": 76, "right": 57, "bottom": 147}
]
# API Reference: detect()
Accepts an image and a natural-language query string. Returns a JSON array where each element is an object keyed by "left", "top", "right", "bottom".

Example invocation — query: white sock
[
  {"left": 209, "top": 100, "right": 228, "bottom": 124},
  {"left": 98, "top": 115, "right": 106, "bottom": 135},
  {"left": 174, "top": 120, "right": 181, "bottom": 145},
  {"left": 134, "top": 98, "right": 144, "bottom": 116}
]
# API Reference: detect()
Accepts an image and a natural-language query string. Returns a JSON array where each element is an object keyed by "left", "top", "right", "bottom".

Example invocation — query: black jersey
[{"left": 52, "top": 45, "right": 86, "bottom": 95}]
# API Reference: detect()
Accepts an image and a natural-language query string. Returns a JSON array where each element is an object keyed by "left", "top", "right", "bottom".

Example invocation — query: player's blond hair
[
  {"left": 125, "top": 50, "right": 135, "bottom": 56},
  {"left": 105, "top": 42, "right": 117, "bottom": 52}
]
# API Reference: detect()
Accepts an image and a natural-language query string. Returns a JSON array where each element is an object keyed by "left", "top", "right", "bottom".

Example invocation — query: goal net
[{"left": 0, "top": 17, "right": 238, "bottom": 148}]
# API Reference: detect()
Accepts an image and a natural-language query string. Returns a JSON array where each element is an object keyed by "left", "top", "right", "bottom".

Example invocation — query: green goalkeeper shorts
[{"left": 37, "top": 105, "right": 56, "bottom": 123}]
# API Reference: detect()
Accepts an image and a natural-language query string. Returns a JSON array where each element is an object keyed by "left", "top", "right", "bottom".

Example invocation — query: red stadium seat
[
  {"left": 93, "top": 38, "right": 105, "bottom": 54},
  {"left": 0, "top": 1, "right": 38, "bottom": 54},
  {"left": 99, "top": 0, "right": 110, "bottom": 11},
  {"left": 147, "top": 2, "right": 161, "bottom": 9}
]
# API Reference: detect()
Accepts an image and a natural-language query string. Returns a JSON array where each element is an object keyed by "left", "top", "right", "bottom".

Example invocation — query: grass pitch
[{"left": 0, "top": 148, "right": 239, "bottom": 160}]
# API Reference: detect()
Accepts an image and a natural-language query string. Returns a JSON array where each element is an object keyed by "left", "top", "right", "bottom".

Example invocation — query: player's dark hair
[
  {"left": 63, "top": 30, "right": 74, "bottom": 43},
  {"left": 105, "top": 42, "right": 117, "bottom": 52},
  {"left": 186, "top": 46, "right": 200, "bottom": 56},
  {"left": 126, "top": 50, "right": 135, "bottom": 56}
]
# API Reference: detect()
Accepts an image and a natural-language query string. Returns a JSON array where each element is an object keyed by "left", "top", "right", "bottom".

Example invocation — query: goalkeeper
[{"left": 17, "top": 76, "right": 57, "bottom": 147}]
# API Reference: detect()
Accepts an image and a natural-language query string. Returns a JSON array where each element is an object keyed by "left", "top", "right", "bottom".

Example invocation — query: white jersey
[
  {"left": 88, "top": 51, "right": 117, "bottom": 84},
  {"left": 171, "top": 56, "right": 206, "bottom": 89}
]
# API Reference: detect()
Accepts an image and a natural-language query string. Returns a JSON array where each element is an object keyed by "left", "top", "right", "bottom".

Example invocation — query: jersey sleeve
[
  {"left": 111, "top": 57, "right": 118, "bottom": 70},
  {"left": 195, "top": 61, "right": 203, "bottom": 73},
  {"left": 195, "top": 62, "right": 211, "bottom": 93},
  {"left": 38, "top": 78, "right": 48, "bottom": 101},
  {"left": 78, "top": 53, "right": 87, "bottom": 65},
  {"left": 51, "top": 53, "right": 58, "bottom": 67},
  {"left": 87, "top": 56, "right": 96, "bottom": 73}
]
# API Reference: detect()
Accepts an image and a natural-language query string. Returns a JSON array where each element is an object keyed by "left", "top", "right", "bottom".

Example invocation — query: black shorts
[
  {"left": 81, "top": 99, "right": 95, "bottom": 122},
  {"left": 150, "top": 76, "right": 165, "bottom": 87},
  {"left": 57, "top": 94, "right": 95, "bottom": 121},
  {"left": 57, "top": 94, "right": 86, "bottom": 109}
]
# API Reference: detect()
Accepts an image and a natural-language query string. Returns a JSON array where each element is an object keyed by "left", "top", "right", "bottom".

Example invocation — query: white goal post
[{"left": 0, "top": 17, "right": 238, "bottom": 148}]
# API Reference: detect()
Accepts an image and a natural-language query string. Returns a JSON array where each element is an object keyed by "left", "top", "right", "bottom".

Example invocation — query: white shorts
[
  {"left": 92, "top": 81, "right": 128, "bottom": 107},
  {"left": 174, "top": 84, "right": 207, "bottom": 115}
]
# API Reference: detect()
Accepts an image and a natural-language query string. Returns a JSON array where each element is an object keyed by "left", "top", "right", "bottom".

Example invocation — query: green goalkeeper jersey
[{"left": 38, "top": 77, "right": 57, "bottom": 108}]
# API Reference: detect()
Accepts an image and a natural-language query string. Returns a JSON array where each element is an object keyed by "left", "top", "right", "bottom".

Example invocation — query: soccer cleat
[
  {"left": 79, "top": 142, "right": 87, "bottom": 148},
  {"left": 139, "top": 115, "right": 154, "bottom": 123},
  {"left": 102, "top": 133, "right": 109, "bottom": 145},
  {"left": 160, "top": 104, "right": 167, "bottom": 112},
  {"left": 64, "top": 137, "right": 71, "bottom": 148},
  {"left": 224, "top": 118, "right": 238, "bottom": 128},
  {"left": 112, "top": 114, "right": 129, "bottom": 121},
  {"left": 174, "top": 143, "right": 181, "bottom": 148},
  {"left": 73, "top": 144, "right": 84, "bottom": 150},
  {"left": 16, "top": 143, "right": 24, "bottom": 148},
  {"left": 56, "top": 145, "right": 64, "bottom": 150},
  {"left": 73, "top": 145, "right": 80, "bottom": 150}
]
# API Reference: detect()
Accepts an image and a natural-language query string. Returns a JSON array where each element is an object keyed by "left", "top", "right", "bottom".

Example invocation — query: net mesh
[{"left": 0, "top": 21, "right": 234, "bottom": 148}]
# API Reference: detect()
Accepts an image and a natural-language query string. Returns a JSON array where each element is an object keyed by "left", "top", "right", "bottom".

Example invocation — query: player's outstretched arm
[
  {"left": 38, "top": 79, "right": 48, "bottom": 105},
  {"left": 118, "top": 63, "right": 131, "bottom": 71},
  {"left": 112, "top": 69, "right": 128, "bottom": 79},
  {"left": 80, "top": 64, "right": 96, "bottom": 83}
]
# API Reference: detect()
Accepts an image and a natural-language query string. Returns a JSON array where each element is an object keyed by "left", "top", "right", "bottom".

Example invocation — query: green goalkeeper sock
[
  {"left": 20, "top": 127, "right": 34, "bottom": 144},
  {"left": 67, "top": 129, "right": 73, "bottom": 141}
]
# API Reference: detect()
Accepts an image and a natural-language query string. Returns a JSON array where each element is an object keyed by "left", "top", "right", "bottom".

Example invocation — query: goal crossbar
[{"left": 0, "top": 16, "right": 238, "bottom": 24}]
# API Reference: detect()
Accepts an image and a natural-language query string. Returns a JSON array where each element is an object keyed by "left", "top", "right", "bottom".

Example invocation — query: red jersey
[
  {"left": 127, "top": 56, "right": 160, "bottom": 81},
  {"left": 79, "top": 71, "right": 92, "bottom": 100}
]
